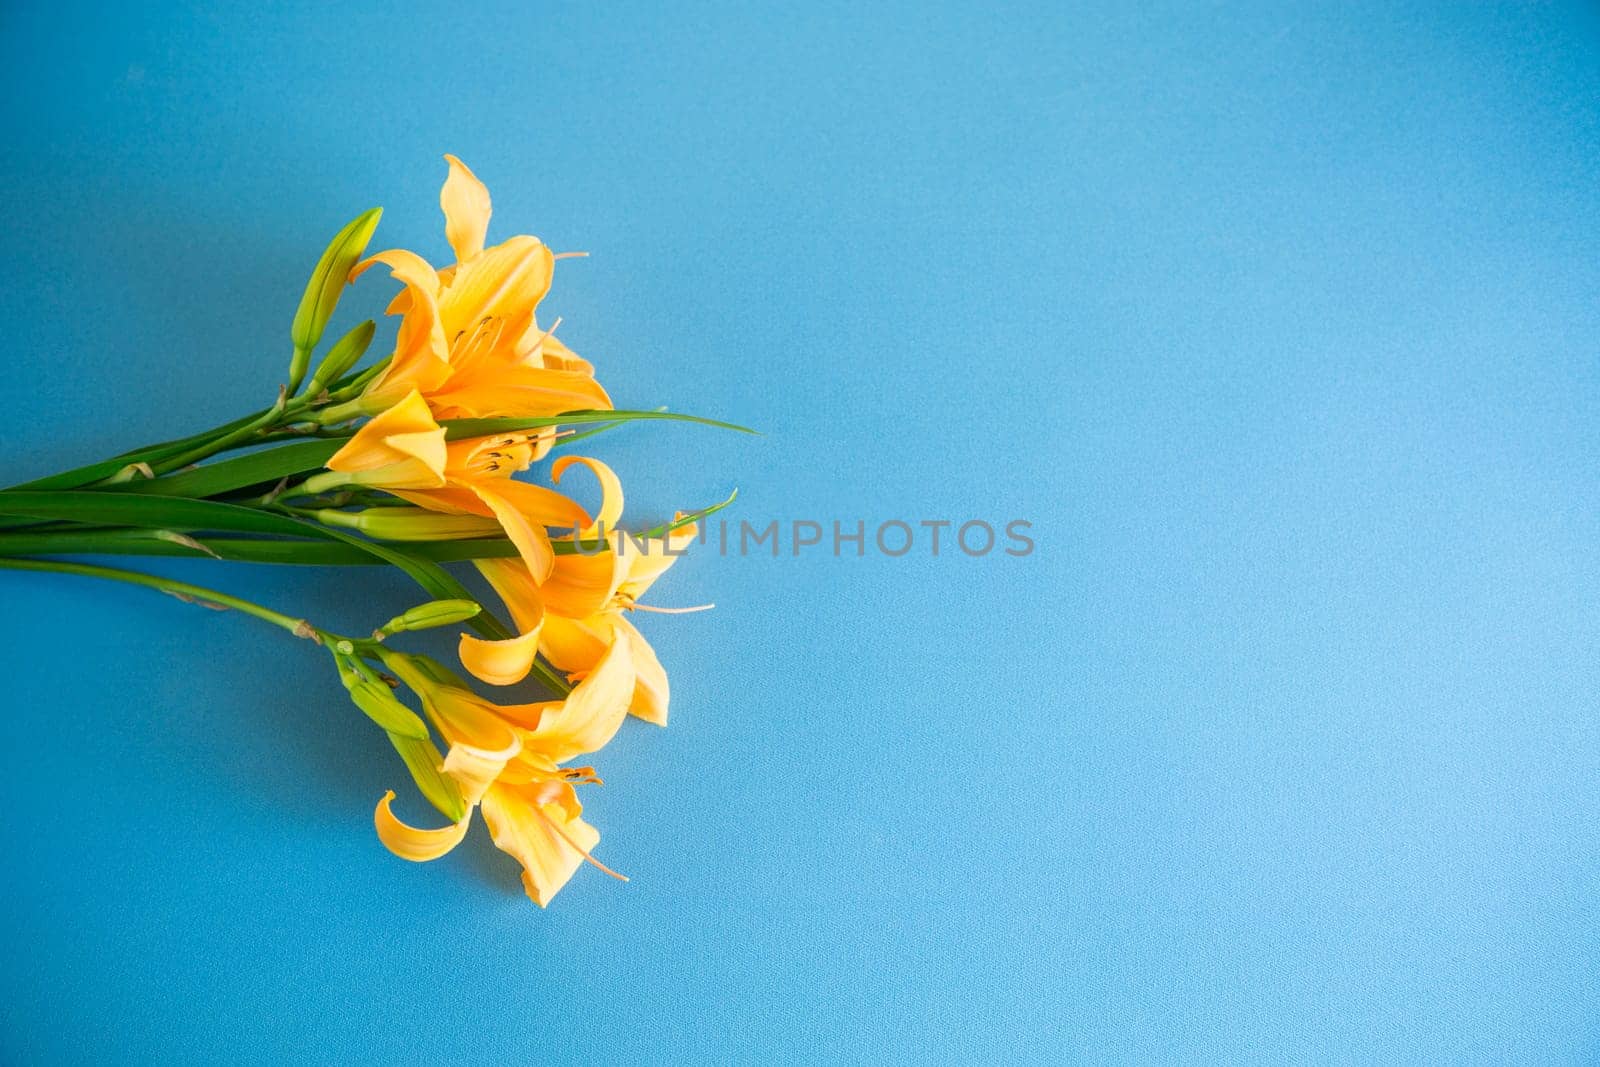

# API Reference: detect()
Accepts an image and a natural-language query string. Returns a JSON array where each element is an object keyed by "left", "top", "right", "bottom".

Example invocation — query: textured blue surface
[{"left": 3, "top": 1, "right": 1599, "bottom": 1061}]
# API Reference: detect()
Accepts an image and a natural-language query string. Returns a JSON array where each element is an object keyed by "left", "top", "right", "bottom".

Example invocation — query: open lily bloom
[
  {"left": 320, "top": 389, "right": 592, "bottom": 578},
  {"left": 375, "top": 633, "right": 636, "bottom": 905},
  {"left": 534, "top": 522, "right": 696, "bottom": 726},
  {"left": 461, "top": 455, "right": 699, "bottom": 725},
  {"left": 350, "top": 155, "right": 612, "bottom": 419}
]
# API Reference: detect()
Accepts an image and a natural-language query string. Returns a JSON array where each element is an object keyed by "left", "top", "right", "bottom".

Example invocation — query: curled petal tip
[{"left": 374, "top": 790, "right": 471, "bottom": 861}]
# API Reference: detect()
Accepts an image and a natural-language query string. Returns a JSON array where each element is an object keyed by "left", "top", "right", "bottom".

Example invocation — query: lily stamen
[
  {"left": 546, "top": 818, "right": 629, "bottom": 883},
  {"left": 526, "top": 316, "right": 564, "bottom": 355}
]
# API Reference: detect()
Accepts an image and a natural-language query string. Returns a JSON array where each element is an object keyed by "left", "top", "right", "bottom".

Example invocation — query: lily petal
[
  {"left": 440, "top": 154, "right": 492, "bottom": 264},
  {"left": 385, "top": 263, "right": 456, "bottom": 316},
  {"left": 418, "top": 685, "right": 526, "bottom": 804},
  {"left": 353, "top": 249, "right": 451, "bottom": 404},
  {"left": 618, "top": 522, "right": 698, "bottom": 601},
  {"left": 540, "top": 541, "right": 631, "bottom": 619},
  {"left": 438, "top": 235, "right": 554, "bottom": 341},
  {"left": 471, "top": 483, "right": 556, "bottom": 581},
  {"left": 540, "top": 612, "right": 670, "bottom": 726},
  {"left": 525, "top": 623, "right": 634, "bottom": 761},
  {"left": 475, "top": 558, "right": 546, "bottom": 634},
  {"left": 459, "top": 626, "right": 545, "bottom": 688},
  {"left": 389, "top": 485, "right": 493, "bottom": 517},
  {"left": 531, "top": 332, "right": 594, "bottom": 374},
  {"left": 538, "top": 611, "right": 611, "bottom": 673},
  {"left": 374, "top": 790, "right": 471, "bottom": 861},
  {"left": 483, "top": 477, "right": 594, "bottom": 531},
  {"left": 426, "top": 685, "right": 523, "bottom": 751},
  {"left": 552, "top": 456, "right": 624, "bottom": 538},
  {"left": 426, "top": 364, "right": 613, "bottom": 421},
  {"left": 618, "top": 616, "right": 670, "bottom": 726},
  {"left": 441, "top": 739, "right": 520, "bottom": 807},
  {"left": 460, "top": 560, "right": 547, "bottom": 687},
  {"left": 480, "top": 781, "right": 603, "bottom": 906},
  {"left": 326, "top": 389, "right": 448, "bottom": 487}
]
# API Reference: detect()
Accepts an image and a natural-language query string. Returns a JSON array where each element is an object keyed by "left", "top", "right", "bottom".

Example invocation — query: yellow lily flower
[
  {"left": 351, "top": 155, "right": 612, "bottom": 419},
  {"left": 535, "top": 525, "right": 695, "bottom": 727},
  {"left": 374, "top": 632, "right": 636, "bottom": 905},
  {"left": 317, "top": 389, "right": 592, "bottom": 579},
  {"left": 463, "top": 455, "right": 699, "bottom": 725}
]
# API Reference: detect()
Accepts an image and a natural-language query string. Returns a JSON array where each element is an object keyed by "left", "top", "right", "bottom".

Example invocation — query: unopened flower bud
[
  {"left": 377, "top": 599, "right": 482, "bottom": 637},
  {"left": 289, "top": 207, "right": 382, "bottom": 392},
  {"left": 345, "top": 678, "right": 429, "bottom": 740},
  {"left": 388, "top": 733, "right": 467, "bottom": 823},
  {"left": 304, "top": 319, "right": 376, "bottom": 399},
  {"left": 310, "top": 507, "right": 504, "bottom": 541}
]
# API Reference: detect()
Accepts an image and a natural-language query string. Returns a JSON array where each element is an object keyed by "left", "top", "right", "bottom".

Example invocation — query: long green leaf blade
[
  {"left": 6, "top": 438, "right": 211, "bottom": 492},
  {"left": 0, "top": 491, "right": 738, "bottom": 565},
  {"left": 0, "top": 531, "right": 373, "bottom": 564},
  {"left": 110, "top": 439, "right": 343, "bottom": 498},
  {"left": 301, "top": 522, "right": 516, "bottom": 641},
  {"left": 0, "top": 492, "right": 319, "bottom": 537},
  {"left": 441, "top": 408, "right": 758, "bottom": 440}
]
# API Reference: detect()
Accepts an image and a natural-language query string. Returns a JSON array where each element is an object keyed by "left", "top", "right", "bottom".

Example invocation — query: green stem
[
  {"left": 0, "top": 557, "right": 318, "bottom": 639},
  {"left": 2, "top": 360, "right": 388, "bottom": 495},
  {"left": 113, "top": 409, "right": 266, "bottom": 459},
  {"left": 286, "top": 345, "right": 312, "bottom": 400},
  {"left": 324, "top": 355, "right": 391, "bottom": 403},
  {"left": 142, "top": 399, "right": 290, "bottom": 477}
]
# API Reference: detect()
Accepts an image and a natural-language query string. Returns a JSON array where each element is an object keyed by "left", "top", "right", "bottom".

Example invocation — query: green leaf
[
  {"left": 0, "top": 490, "right": 739, "bottom": 565},
  {"left": 401, "top": 539, "right": 519, "bottom": 562},
  {"left": 110, "top": 411, "right": 267, "bottom": 461},
  {"left": 2, "top": 352, "right": 406, "bottom": 495},
  {"left": 109, "top": 439, "right": 343, "bottom": 499},
  {"left": 302, "top": 522, "right": 516, "bottom": 641},
  {"left": 5, "top": 437, "right": 219, "bottom": 492},
  {"left": 0, "top": 531, "right": 511, "bottom": 564},
  {"left": 441, "top": 408, "right": 759, "bottom": 440},
  {"left": 0, "top": 530, "right": 370, "bottom": 563},
  {"left": 633, "top": 488, "right": 740, "bottom": 539},
  {"left": 0, "top": 492, "right": 319, "bottom": 537}
]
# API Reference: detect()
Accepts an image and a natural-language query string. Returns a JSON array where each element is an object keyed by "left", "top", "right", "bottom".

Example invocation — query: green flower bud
[
  {"left": 345, "top": 678, "right": 430, "bottom": 739},
  {"left": 310, "top": 506, "right": 505, "bottom": 541},
  {"left": 377, "top": 599, "right": 482, "bottom": 637},
  {"left": 388, "top": 732, "right": 467, "bottom": 823},
  {"left": 288, "top": 206, "right": 382, "bottom": 392},
  {"left": 304, "top": 319, "right": 376, "bottom": 399}
]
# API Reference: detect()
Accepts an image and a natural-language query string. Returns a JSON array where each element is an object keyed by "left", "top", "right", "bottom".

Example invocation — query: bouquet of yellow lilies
[{"left": 0, "top": 157, "right": 747, "bottom": 905}]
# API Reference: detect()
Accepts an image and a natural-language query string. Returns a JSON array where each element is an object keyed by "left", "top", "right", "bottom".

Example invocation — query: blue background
[{"left": 2, "top": 1, "right": 1598, "bottom": 1061}]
